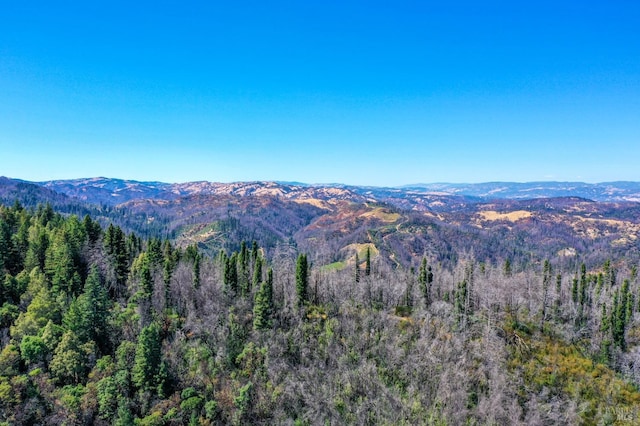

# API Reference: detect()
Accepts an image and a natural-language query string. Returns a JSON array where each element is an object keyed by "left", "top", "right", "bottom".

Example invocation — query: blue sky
[{"left": 1, "top": 1, "right": 639, "bottom": 186}]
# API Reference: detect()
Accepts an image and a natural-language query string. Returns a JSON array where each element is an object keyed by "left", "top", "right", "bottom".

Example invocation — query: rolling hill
[{"left": 2, "top": 176, "right": 639, "bottom": 269}]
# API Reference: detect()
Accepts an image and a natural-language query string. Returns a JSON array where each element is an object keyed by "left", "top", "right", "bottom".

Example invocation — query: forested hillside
[
  {"left": 1, "top": 201, "right": 640, "bottom": 425},
  {"left": 3, "top": 177, "right": 640, "bottom": 273}
]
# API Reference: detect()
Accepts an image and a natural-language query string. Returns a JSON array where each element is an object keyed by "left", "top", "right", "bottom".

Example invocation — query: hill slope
[{"left": 2, "top": 177, "right": 640, "bottom": 268}]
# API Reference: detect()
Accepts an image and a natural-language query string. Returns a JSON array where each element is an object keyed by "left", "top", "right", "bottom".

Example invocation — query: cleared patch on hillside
[
  {"left": 175, "top": 222, "right": 224, "bottom": 247},
  {"left": 569, "top": 216, "right": 640, "bottom": 241},
  {"left": 558, "top": 247, "right": 577, "bottom": 257},
  {"left": 340, "top": 243, "right": 379, "bottom": 260},
  {"left": 320, "top": 243, "right": 378, "bottom": 271},
  {"left": 478, "top": 210, "right": 533, "bottom": 222},
  {"left": 320, "top": 261, "right": 347, "bottom": 272},
  {"left": 360, "top": 207, "right": 401, "bottom": 223},
  {"left": 293, "top": 198, "right": 331, "bottom": 209}
]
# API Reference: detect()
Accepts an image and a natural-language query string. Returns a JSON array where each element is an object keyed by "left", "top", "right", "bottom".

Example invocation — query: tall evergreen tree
[
  {"left": 611, "top": 280, "right": 631, "bottom": 350},
  {"left": 251, "top": 240, "right": 259, "bottom": 262},
  {"left": 296, "top": 254, "right": 308, "bottom": 309},
  {"left": 253, "top": 275, "right": 273, "bottom": 331},
  {"left": 24, "top": 223, "right": 49, "bottom": 272},
  {"left": 227, "top": 309, "right": 246, "bottom": 366},
  {"left": 193, "top": 252, "right": 201, "bottom": 289},
  {"left": 104, "top": 224, "right": 129, "bottom": 296},
  {"left": 503, "top": 259, "right": 512, "bottom": 277},
  {"left": 0, "top": 219, "right": 12, "bottom": 275},
  {"left": 83, "top": 214, "right": 102, "bottom": 245},
  {"left": 135, "top": 253, "right": 153, "bottom": 296},
  {"left": 365, "top": 246, "right": 371, "bottom": 277},
  {"left": 132, "top": 322, "right": 162, "bottom": 392},
  {"left": 418, "top": 257, "right": 433, "bottom": 307},
  {"left": 224, "top": 253, "right": 238, "bottom": 296},
  {"left": 45, "top": 230, "right": 81, "bottom": 295},
  {"left": 83, "top": 266, "right": 110, "bottom": 350}
]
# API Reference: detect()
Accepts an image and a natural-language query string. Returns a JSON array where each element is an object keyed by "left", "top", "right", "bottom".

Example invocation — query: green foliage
[
  {"left": 2, "top": 203, "right": 640, "bottom": 424},
  {"left": 96, "top": 357, "right": 119, "bottom": 419},
  {"left": 454, "top": 280, "right": 468, "bottom": 327},
  {"left": 45, "top": 227, "right": 83, "bottom": 295},
  {"left": 418, "top": 257, "right": 433, "bottom": 307},
  {"left": 1, "top": 275, "right": 17, "bottom": 307},
  {"left": 204, "top": 400, "right": 219, "bottom": 420},
  {"left": 83, "top": 214, "right": 102, "bottom": 244},
  {"left": 23, "top": 223, "right": 49, "bottom": 274},
  {"left": 114, "top": 398, "right": 135, "bottom": 426},
  {"left": 116, "top": 340, "right": 137, "bottom": 371},
  {"left": 224, "top": 252, "right": 238, "bottom": 296},
  {"left": 503, "top": 258, "right": 512, "bottom": 277},
  {"left": 253, "top": 278, "right": 273, "bottom": 331},
  {"left": 11, "top": 283, "right": 62, "bottom": 343},
  {"left": 82, "top": 266, "right": 111, "bottom": 349},
  {"left": 0, "top": 302, "right": 18, "bottom": 329},
  {"left": 133, "top": 252, "right": 153, "bottom": 296},
  {"left": 234, "top": 381, "right": 253, "bottom": 424},
  {"left": 0, "top": 344, "right": 20, "bottom": 376},
  {"left": 132, "top": 322, "right": 162, "bottom": 392},
  {"left": 63, "top": 295, "right": 89, "bottom": 340},
  {"left": 105, "top": 224, "right": 130, "bottom": 294},
  {"left": 227, "top": 309, "right": 247, "bottom": 367},
  {"left": 611, "top": 279, "right": 632, "bottom": 350},
  {"left": 58, "top": 383, "right": 87, "bottom": 413},
  {"left": 49, "top": 331, "right": 92, "bottom": 384},
  {"left": 296, "top": 254, "right": 308, "bottom": 309},
  {"left": 508, "top": 330, "right": 640, "bottom": 425},
  {"left": 41, "top": 320, "right": 64, "bottom": 351},
  {"left": 193, "top": 251, "right": 201, "bottom": 289},
  {"left": 236, "top": 342, "right": 267, "bottom": 379},
  {"left": 19, "top": 335, "right": 47, "bottom": 365},
  {"left": 365, "top": 246, "right": 371, "bottom": 276},
  {"left": 136, "top": 411, "right": 164, "bottom": 426},
  {"left": 181, "top": 395, "right": 203, "bottom": 413}
]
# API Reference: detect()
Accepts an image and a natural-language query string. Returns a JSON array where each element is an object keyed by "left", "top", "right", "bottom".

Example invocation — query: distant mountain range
[
  {"left": 398, "top": 181, "right": 640, "bottom": 202},
  {"left": 2, "top": 176, "right": 640, "bottom": 268},
  {"left": 13, "top": 177, "right": 640, "bottom": 205}
]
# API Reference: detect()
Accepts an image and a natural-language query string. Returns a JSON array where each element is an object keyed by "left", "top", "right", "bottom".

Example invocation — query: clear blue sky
[{"left": 1, "top": 1, "right": 639, "bottom": 186}]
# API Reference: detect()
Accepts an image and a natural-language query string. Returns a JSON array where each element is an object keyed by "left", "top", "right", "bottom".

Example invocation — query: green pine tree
[
  {"left": 365, "top": 246, "right": 371, "bottom": 276},
  {"left": 296, "top": 254, "right": 308, "bottom": 309},
  {"left": 224, "top": 253, "right": 238, "bottom": 296},
  {"left": 418, "top": 258, "right": 431, "bottom": 307},
  {"left": 253, "top": 280, "right": 272, "bottom": 330},
  {"left": 132, "top": 322, "right": 162, "bottom": 392}
]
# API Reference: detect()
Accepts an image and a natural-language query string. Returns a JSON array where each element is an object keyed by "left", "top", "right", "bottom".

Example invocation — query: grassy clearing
[
  {"left": 321, "top": 261, "right": 347, "bottom": 272},
  {"left": 341, "top": 243, "right": 379, "bottom": 260},
  {"left": 360, "top": 207, "right": 401, "bottom": 223},
  {"left": 478, "top": 210, "right": 532, "bottom": 222}
]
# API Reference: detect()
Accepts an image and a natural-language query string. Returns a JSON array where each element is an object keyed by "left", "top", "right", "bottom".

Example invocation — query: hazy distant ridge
[
  {"left": 2, "top": 177, "right": 640, "bottom": 205},
  {"left": 396, "top": 181, "right": 640, "bottom": 202}
]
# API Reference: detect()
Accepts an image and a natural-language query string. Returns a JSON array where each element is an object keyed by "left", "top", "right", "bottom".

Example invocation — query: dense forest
[{"left": 1, "top": 201, "right": 640, "bottom": 425}]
